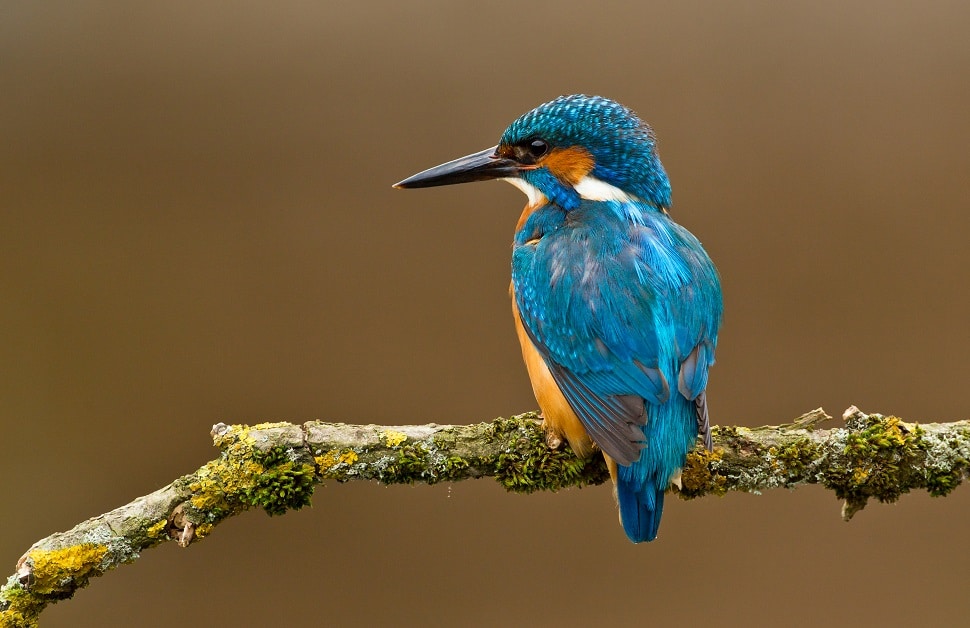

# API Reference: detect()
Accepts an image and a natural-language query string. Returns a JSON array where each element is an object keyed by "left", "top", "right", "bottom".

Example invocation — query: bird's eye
[
  {"left": 511, "top": 138, "right": 550, "bottom": 164},
  {"left": 528, "top": 139, "right": 549, "bottom": 158}
]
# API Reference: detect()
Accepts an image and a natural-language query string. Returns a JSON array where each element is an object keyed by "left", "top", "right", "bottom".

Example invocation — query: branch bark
[{"left": 3, "top": 406, "right": 969, "bottom": 627}]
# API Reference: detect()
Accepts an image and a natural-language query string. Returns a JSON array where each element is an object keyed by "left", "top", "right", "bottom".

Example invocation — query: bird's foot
[{"left": 539, "top": 416, "right": 564, "bottom": 450}]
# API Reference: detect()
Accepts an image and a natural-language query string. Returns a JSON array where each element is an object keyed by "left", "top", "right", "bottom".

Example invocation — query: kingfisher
[{"left": 394, "top": 95, "right": 722, "bottom": 542}]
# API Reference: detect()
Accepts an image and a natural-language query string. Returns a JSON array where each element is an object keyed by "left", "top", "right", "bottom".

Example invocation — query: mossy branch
[{"left": 4, "top": 406, "right": 970, "bottom": 626}]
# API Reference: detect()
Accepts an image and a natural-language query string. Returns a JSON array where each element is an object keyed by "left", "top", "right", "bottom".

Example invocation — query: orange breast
[
  {"left": 515, "top": 198, "right": 542, "bottom": 233},
  {"left": 511, "top": 289, "right": 594, "bottom": 459}
]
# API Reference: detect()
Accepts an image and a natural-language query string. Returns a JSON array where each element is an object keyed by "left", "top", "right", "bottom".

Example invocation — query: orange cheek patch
[{"left": 540, "top": 146, "right": 595, "bottom": 185}]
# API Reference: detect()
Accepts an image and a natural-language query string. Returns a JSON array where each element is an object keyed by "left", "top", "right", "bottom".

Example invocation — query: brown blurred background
[{"left": 2, "top": 2, "right": 969, "bottom": 626}]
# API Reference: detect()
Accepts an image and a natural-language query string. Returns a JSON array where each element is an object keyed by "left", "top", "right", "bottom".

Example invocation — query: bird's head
[{"left": 394, "top": 94, "right": 671, "bottom": 211}]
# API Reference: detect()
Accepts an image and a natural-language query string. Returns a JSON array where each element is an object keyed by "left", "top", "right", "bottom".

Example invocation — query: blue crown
[{"left": 500, "top": 95, "right": 671, "bottom": 209}]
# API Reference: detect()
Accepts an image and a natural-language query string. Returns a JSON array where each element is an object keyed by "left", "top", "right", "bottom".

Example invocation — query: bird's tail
[
  {"left": 616, "top": 475, "right": 665, "bottom": 543},
  {"left": 614, "top": 394, "right": 698, "bottom": 543}
]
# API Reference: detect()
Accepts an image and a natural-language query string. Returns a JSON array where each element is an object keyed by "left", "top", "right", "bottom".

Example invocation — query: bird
[{"left": 394, "top": 95, "right": 722, "bottom": 542}]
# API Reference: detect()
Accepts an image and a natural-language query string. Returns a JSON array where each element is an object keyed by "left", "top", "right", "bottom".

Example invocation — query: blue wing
[{"left": 512, "top": 201, "right": 722, "bottom": 465}]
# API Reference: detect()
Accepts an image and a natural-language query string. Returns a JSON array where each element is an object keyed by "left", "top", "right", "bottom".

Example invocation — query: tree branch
[{"left": 3, "top": 406, "right": 969, "bottom": 626}]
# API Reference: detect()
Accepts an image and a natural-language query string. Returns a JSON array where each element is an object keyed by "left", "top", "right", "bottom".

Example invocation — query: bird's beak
[{"left": 393, "top": 146, "right": 522, "bottom": 189}]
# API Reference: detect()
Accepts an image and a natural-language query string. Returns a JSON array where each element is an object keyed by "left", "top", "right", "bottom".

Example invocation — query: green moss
[
  {"left": 381, "top": 444, "right": 430, "bottom": 482},
  {"left": 488, "top": 416, "right": 609, "bottom": 492},
  {"left": 489, "top": 415, "right": 530, "bottom": 435},
  {"left": 363, "top": 414, "right": 608, "bottom": 490},
  {"left": 711, "top": 424, "right": 740, "bottom": 440},
  {"left": 678, "top": 449, "right": 726, "bottom": 498},
  {"left": 494, "top": 447, "right": 608, "bottom": 492},
  {"left": 924, "top": 466, "right": 965, "bottom": 497},
  {"left": 822, "top": 415, "right": 926, "bottom": 506},
  {"left": 773, "top": 437, "right": 821, "bottom": 477},
  {"left": 1, "top": 579, "right": 44, "bottom": 628},
  {"left": 188, "top": 442, "right": 316, "bottom": 521},
  {"left": 374, "top": 440, "right": 468, "bottom": 485},
  {"left": 239, "top": 445, "right": 316, "bottom": 516},
  {"left": 443, "top": 455, "right": 469, "bottom": 474}
]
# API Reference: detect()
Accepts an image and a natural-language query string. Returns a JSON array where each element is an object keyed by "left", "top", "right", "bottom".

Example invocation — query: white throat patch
[
  {"left": 502, "top": 175, "right": 637, "bottom": 207},
  {"left": 573, "top": 175, "right": 636, "bottom": 203},
  {"left": 501, "top": 177, "right": 546, "bottom": 207}
]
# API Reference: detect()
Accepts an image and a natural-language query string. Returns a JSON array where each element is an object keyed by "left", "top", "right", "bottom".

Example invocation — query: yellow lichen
[
  {"left": 314, "top": 450, "right": 339, "bottom": 470},
  {"left": 382, "top": 430, "right": 408, "bottom": 447},
  {"left": 194, "top": 523, "right": 214, "bottom": 539},
  {"left": 146, "top": 520, "right": 168, "bottom": 539},
  {"left": 26, "top": 544, "right": 109, "bottom": 595},
  {"left": 252, "top": 421, "right": 294, "bottom": 430},
  {"left": 677, "top": 448, "right": 726, "bottom": 498},
  {"left": 189, "top": 457, "right": 265, "bottom": 511},
  {"left": 211, "top": 424, "right": 257, "bottom": 449},
  {"left": 0, "top": 584, "right": 44, "bottom": 628},
  {"left": 212, "top": 423, "right": 299, "bottom": 451},
  {"left": 315, "top": 449, "right": 358, "bottom": 479}
]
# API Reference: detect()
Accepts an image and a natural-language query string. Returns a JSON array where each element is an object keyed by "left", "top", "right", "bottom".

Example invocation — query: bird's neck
[
  {"left": 514, "top": 166, "right": 669, "bottom": 212},
  {"left": 513, "top": 197, "right": 663, "bottom": 247},
  {"left": 507, "top": 170, "right": 667, "bottom": 235}
]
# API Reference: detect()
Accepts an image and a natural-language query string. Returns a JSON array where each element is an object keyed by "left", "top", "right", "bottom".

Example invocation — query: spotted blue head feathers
[{"left": 498, "top": 94, "right": 671, "bottom": 210}]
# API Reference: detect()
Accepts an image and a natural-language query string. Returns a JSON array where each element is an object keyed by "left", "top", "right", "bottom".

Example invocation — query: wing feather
[{"left": 512, "top": 202, "right": 721, "bottom": 461}]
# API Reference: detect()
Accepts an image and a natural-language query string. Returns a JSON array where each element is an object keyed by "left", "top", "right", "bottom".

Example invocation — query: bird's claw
[{"left": 539, "top": 416, "right": 564, "bottom": 450}]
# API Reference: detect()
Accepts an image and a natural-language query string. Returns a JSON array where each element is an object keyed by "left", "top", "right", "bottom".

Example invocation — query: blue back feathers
[{"left": 506, "top": 95, "right": 722, "bottom": 542}]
